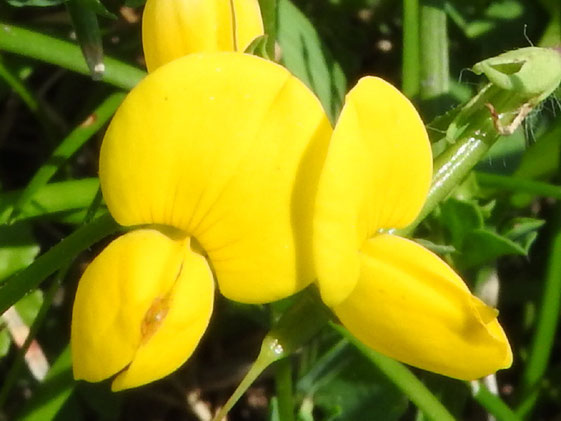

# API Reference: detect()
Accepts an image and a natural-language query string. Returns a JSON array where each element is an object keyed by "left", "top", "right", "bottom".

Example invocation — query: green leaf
[
  {"left": 446, "top": 0, "right": 524, "bottom": 39},
  {"left": 0, "top": 179, "right": 101, "bottom": 224},
  {"left": 0, "top": 330, "right": 10, "bottom": 358},
  {"left": 515, "top": 117, "right": 561, "bottom": 181},
  {"left": 461, "top": 228, "right": 527, "bottom": 268},
  {"left": 501, "top": 217, "right": 544, "bottom": 254},
  {"left": 276, "top": 0, "right": 346, "bottom": 123},
  {"left": 331, "top": 324, "right": 455, "bottom": 421},
  {"left": 0, "top": 223, "right": 40, "bottom": 282},
  {"left": 5, "top": 0, "right": 66, "bottom": 6},
  {"left": 439, "top": 198, "right": 484, "bottom": 249},
  {"left": 310, "top": 345, "right": 408, "bottom": 421},
  {"left": 502, "top": 217, "right": 545, "bottom": 241},
  {"left": 244, "top": 35, "right": 271, "bottom": 60},
  {"left": 14, "top": 289, "right": 43, "bottom": 326},
  {"left": 414, "top": 238, "right": 456, "bottom": 255}
]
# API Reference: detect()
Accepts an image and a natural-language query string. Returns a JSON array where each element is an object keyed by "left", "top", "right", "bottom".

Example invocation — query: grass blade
[{"left": 0, "top": 23, "right": 145, "bottom": 90}]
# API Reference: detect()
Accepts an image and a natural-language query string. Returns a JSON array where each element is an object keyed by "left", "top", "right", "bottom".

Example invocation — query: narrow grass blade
[
  {"left": 66, "top": 0, "right": 104, "bottom": 80},
  {"left": 0, "top": 23, "right": 145, "bottom": 90},
  {"left": 516, "top": 203, "right": 561, "bottom": 417}
]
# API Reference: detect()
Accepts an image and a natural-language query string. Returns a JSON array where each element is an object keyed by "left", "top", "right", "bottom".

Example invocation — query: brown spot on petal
[{"left": 140, "top": 297, "right": 169, "bottom": 344}]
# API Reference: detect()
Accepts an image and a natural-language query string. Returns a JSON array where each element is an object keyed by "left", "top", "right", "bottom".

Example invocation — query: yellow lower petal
[
  {"left": 112, "top": 237, "right": 214, "bottom": 390},
  {"left": 333, "top": 234, "right": 512, "bottom": 380},
  {"left": 71, "top": 229, "right": 214, "bottom": 389}
]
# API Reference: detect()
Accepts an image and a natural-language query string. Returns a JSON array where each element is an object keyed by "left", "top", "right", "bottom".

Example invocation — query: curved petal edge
[
  {"left": 333, "top": 234, "right": 512, "bottom": 380},
  {"left": 142, "top": 0, "right": 264, "bottom": 72},
  {"left": 313, "top": 77, "right": 432, "bottom": 306},
  {"left": 71, "top": 229, "right": 214, "bottom": 390}
]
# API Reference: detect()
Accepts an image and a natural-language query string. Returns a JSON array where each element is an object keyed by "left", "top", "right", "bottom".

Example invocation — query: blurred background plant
[{"left": 0, "top": 0, "right": 560, "bottom": 420}]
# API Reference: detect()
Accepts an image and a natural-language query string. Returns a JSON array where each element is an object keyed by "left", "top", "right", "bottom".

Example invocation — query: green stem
[
  {"left": 400, "top": 86, "right": 529, "bottom": 236},
  {"left": 0, "top": 23, "right": 145, "bottom": 90},
  {"left": 471, "top": 382, "right": 520, "bottom": 421},
  {"left": 332, "top": 324, "right": 455, "bottom": 421},
  {"left": 516, "top": 203, "right": 561, "bottom": 418},
  {"left": 214, "top": 291, "right": 330, "bottom": 420},
  {"left": 420, "top": 0, "right": 449, "bottom": 108},
  {"left": 0, "top": 212, "right": 119, "bottom": 314},
  {"left": 213, "top": 335, "right": 283, "bottom": 421},
  {"left": 402, "top": 0, "right": 420, "bottom": 97},
  {"left": 274, "top": 358, "right": 295, "bottom": 421}
]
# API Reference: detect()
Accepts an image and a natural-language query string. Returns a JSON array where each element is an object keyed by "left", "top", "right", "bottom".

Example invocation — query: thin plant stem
[
  {"left": 471, "top": 382, "right": 520, "bottom": 421},
  {"left": 420, "top": 0, "right": 449, "bottom": 117},
  {"left": 213, "top": 337, "right": 279, "bottom": 421},
  {"left": 516, "top": 203, "right": 561, "bottom": 418},
  {"left": 274, "top": 358, "right": 295, "bottom": 421},
  {"left": 402, "top": 0, "right": 420, "bottom": 98}
]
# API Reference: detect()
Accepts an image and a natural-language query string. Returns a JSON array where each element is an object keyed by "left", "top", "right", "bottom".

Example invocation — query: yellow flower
[
  {"left": 142, "top": 0, "right": 264, "bottom": 72},
  {"left": 312, "top": 77, "right": 513, "bottom": 380},
  {"left": 71, "top": 53, "right": 332, "bottom": 390},
  {"left": 72, "top": 49, "right": 511, "bottom": 390}
]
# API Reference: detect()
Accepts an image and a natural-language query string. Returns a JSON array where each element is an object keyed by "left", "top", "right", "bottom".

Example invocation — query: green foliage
[
  {"left": 4, "top": 0, "right": 66, "bottom": 6},
  {"left": 0, "top": 0, "right": 561, "bottom": 420},
  {"left": 302, "top": 345, "right": 408, "bottom": 421},
  {"left": 438, "top": 197, "right": 543, "bottom": 269},
  {"left": 277, "top": 0, "right": 346, "bottom": 123}
]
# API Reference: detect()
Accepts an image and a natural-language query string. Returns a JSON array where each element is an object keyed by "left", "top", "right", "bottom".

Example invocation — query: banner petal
[{"left": 100, "top": 53, "right": 331, "bottom": 303}]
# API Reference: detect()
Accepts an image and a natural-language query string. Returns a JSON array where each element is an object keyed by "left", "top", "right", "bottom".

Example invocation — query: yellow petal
[
  {"left": 333, "top": 234, "right": 512, "bottom": 380},
  {"left": 231, "top": 0, "right": 265, "bottom": 52},
  {"left": 71, "top": 229, "right": 214, "bottom": 389},
  {"left": 142, "top": 0, "right": 264, "bottom": 72},
  {"left": 313, "top": 77, "right": 432, "bottom": 306},
  {"left": 100, "top": 53, "right": 331, "bottom": 304}
]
